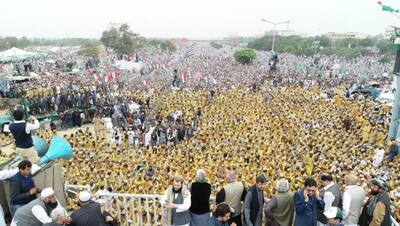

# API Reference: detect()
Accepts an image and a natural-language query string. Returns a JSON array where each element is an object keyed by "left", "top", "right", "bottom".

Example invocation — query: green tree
[
  {"left": 376, "top": 39, "right": 394, "bottom": 55},
  {"left": 211, "top": 42, "right": 223, "bottom": 49},
  {"left": 79, "top": 43, "right": 101, "bottom": 57},
  {"left": 100, "top": 23, "right": 140, "bottom": 54},
  {"left": 379, "top": 54, "right": 392, "bottom": 63},
  {"left": 234, "top": 48, "right": 256, "bottom": 64},
  {"left": 161, "top": 41, "right": 176, "bottom": 52}
]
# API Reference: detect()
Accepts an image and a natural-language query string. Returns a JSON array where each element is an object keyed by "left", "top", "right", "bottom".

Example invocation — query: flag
[
  {"left": 162, "top": 64, "right": 168, "bottom": 70},
  {"left": 101, "top": 75, "right": 111, "bottom": 83},
  {"left": 378, "top": 1, "right": 399, "bottom": 13},
  {"left": 181, "top": 38, "right": 188, "bottom": 46},
  {"left": 93, "top": 73, "right": 100, "bottom": 80},
  {"left": 181, "top": 71, "right": 187, "bottom": 83},
  {"left": 97, "top": 65, "right": 108, "bottom": 74},
  {"left": 183, "top": 44, "right": 195, "bottom": 59}
]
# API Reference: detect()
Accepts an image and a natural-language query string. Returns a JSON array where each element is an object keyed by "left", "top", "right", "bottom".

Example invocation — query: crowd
[
  {"left": 0, "top": 42, "right": 399, "bottom": 226},
  {"left": 0, "top": 160, "right": 119, "bottom": 226}
]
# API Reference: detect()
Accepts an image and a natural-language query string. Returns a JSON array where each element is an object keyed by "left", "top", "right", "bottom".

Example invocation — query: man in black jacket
[
  {"left": 359, "top": 173, "right": 392, "bottom": 226},
  {"left": 69, "top": 191, "right": 106, "bottom": 226},
  {"left": 190, "top": 169, "right": 212, "bottom": 226},
  {"left": 243, "top": 175, "right": 268, "bottom": 226}
]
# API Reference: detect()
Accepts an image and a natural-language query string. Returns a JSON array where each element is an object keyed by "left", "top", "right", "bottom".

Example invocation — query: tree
[
  {"left": 211, "top": 42, "right": 223, "bottom": 49},
  {"left": 100, "top": 23, "right": 140, "bottom": 54},
  {"left": 79, "top": 43, "right": 101, "bottom": 57},
  {"left": 379, "top": 54, "right": 392, "bottom": 64},
  {"left": 160, "top": 40, "right": 176, "bottom": 52},
  {"left": 234, "top": 48, "right": 256, "bottom": 65}
]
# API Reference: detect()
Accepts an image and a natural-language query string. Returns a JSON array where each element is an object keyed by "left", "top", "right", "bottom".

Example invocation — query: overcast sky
[{"left": 0, "top": 0, "right": 399, "bottom": 39}]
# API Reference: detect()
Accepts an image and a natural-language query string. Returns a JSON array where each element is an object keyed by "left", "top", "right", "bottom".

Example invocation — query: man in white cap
[
  {"left": 69, "top": 191, "right": 104, "bottom": 226},
  {"left": 11, "top": 187, "right": 61, "bottom": 226}
]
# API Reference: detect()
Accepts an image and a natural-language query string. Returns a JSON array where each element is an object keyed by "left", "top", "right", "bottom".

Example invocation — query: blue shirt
[
  {"left": 208, "top": 216, "right": 229, "bottom": 226},
  {"left": 294, "top": 189, "right": 325, "bottom": 226}
]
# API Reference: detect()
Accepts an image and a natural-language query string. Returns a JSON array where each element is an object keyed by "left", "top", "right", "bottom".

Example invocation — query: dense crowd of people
[{"left": 0, "top": 42, "right": 399, "bottom": 226}]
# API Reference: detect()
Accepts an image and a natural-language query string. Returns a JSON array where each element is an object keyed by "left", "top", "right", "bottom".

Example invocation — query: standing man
[
  {"left": 161, "top": 176, "right": 191, "bottom": 226},
  {"left": 9, "top": 109, "right": 40, "bottom": 163},
  {"left": 190, "top": 169, "right": 212, "bottom": 226},
  {"left": 294, "top": 178, "right": 325, "bottom": 226},
  {"left": 318, "top": 173, "right": 342, "bottom": 226},
  {"left": 342, "top": 174, "right": 365, "bottom": 226},
  {"left": 264, "top": 179, "right": 294, "bottom": 226},
  {"left": 387, "top": 139, "right": 399, "bottom": 162},
  {"left": 243, "top": 175, "right": 268, "bottom": 226},
  {"left": 359, "top": 174, "right": 392, "bottom": 226},
  {"left": 69, "top": 191, "right": 105, "bottom": 226},
  {"left": 216, "top": 170, "right": 246, "bottom": 226},
  {"left": 9, "top": 160, "right": 38, "bottom": 215}
]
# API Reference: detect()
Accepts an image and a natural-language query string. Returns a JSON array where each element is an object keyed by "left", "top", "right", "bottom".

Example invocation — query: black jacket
[{"left": 69, "top": 201, "right": 104, "bottom": 226}]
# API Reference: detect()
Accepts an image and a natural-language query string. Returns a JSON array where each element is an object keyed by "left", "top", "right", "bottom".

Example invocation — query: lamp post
[
  {"left": 260, "top": 19, "right": 290, "bottom": 51},
  {"left": 388, "top": 27, "right": 400, "bottom": 140}
]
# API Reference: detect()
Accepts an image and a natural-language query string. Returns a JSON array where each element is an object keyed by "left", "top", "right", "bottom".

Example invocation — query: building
[
  {"left": 324, "top": 32, "right": 369, "bottom": 40},
  {"left": 263, "top": 30, "right": 309, "bottom": 38}
]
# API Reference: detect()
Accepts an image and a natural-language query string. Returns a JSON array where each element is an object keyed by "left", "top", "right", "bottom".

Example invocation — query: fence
[{"left": 65, "top": 183, "right": 399, "bottom": 226}]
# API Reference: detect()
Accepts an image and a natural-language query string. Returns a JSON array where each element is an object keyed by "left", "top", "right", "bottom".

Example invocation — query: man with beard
[
  {"left": 208, "top": 203, "right": 237, "bottom": 226},
  {"left": 11, "top": 188, "right": 61, "bottom": 226},
  {"left": 161, "top": 176, "right": 191, "bottom": 226},
  {"left": 359, "top": 173, "right": 392, "bottom": 226}
]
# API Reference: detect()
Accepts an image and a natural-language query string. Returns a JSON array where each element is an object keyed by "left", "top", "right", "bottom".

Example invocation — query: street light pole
[
  {"left": 260, "top": 19, "right": 290, "bottom": 52},
  {"left": 272, "top": 24, "right": 276, "bottom": 51}
]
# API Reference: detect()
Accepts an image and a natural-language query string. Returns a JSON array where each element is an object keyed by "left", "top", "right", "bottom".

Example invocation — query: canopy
[
  {"left": 115, "top": 60, "right": 143, "bottom": 72},
  {"left": 0, "top": 47, "right": 44, "bottom": 62}
]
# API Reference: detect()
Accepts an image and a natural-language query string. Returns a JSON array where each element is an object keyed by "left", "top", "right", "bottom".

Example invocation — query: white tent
[
  {"left": 115, "top": 60, "right": 143, "bottom": 73},
  {"left": 0, "top": 47, "right": 43, "bottom": 62}
]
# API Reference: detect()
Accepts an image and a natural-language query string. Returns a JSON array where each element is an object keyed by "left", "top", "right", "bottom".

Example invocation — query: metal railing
[
  {"left": 65, "top": 184, "right": 399, "bottom": 226},
  {"left": 107, "top": 193, "right": 163, "bottom": 226}
]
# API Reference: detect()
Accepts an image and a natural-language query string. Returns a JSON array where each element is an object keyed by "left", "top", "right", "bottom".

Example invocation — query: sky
[{"left": 0, "top": 0, "right": 399, "bottom": 40}]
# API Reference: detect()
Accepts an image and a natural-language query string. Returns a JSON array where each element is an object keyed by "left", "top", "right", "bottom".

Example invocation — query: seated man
[{"left": 9, "top": 160, "right": 38, "bottom": 215}]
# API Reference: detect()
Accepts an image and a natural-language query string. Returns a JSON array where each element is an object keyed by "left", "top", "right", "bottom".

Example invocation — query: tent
[
  {"left": 0, "top": 47, "right": 45, "bottom": 62},
  {"left": 115, "top": 60, "right": 143, "bottom": 73}
]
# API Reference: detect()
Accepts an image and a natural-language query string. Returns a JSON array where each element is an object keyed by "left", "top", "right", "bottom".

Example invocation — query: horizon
[{"left": 0, "top": 0, "right": 399, "bottom": 40}]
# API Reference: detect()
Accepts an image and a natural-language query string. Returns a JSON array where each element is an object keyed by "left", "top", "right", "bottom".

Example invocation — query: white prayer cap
[
  {"left": 79, "top": 191, "right": 91, "bottom": 202},
  {"left": 96, "top": 199, "right": 106, "bottom": 204},
  {"left": 50, "top": 208, "right": 66, "bottom": 222},
  {"left": 41, "top": 187, "right": 55, "bottom": 198}
]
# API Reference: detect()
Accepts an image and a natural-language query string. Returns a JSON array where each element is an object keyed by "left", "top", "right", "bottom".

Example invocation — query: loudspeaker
[
  {"left": 32, "top": 136, "right": 49, "bottom": 157},
  {"left": 38, "top": 136, "right": 72, "bottom": 166}
]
